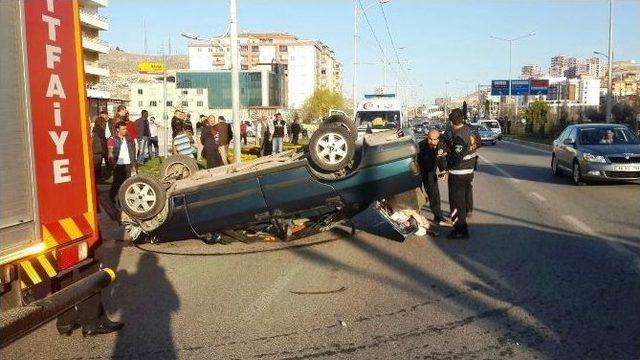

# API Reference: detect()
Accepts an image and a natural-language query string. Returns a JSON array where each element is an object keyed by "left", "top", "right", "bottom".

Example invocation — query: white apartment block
[
  {"left": 549, "top": 55, "right": 605, "bottom": 79},
  {"left": 187, "top": 32, "right": 343, "bottom": 109},
  {"left": 546, "top": 77, "right": 601, "bottom": 107},
  {"left": 79, "top": 0, "right": 110, "bottom": 103},
  {"left": 128, "top": 82, "right": 209, "bottom": 121}
]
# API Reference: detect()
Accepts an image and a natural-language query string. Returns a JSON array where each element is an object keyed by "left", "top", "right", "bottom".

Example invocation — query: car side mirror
[{"left": 563, "top": 138, "right": 575, "bottom": 146}]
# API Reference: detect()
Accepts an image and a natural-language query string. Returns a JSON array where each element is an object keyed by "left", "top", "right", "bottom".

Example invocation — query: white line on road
[
  {"left": 503, "top": 140, "right": 551, "bottom": 154},
  {"left": 529, "top": 192, "right": 546, "bottom": 202},
  {"left": 242, "top": 262, "right": 303, "bottom": 320},
  {"left": 478, "top": 154, "right": 521, "bottom": 184},
  {"left": 562, "top": 215, "right": 640, "bottom": 275}
]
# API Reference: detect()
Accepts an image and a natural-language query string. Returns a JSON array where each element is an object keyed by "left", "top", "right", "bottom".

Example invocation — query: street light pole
[
  {"left": 490, "top": 32, "right": 535, "bottom": 119},
  {"left": 594, "top": 50, "right": 613, "bottom": 123},
  {"left": 229, "top": 0, "right": 241, "bottom": 163},
  {"left": 606, "top": 0, "right": 614, "bottom": 123},
  {"left": 353, "top": 0, "right": 358, "bottom": 115}
]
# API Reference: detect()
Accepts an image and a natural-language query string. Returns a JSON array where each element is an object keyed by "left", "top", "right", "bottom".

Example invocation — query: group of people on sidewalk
[{"left": 417, "top": 108, "right": 479, "bottom": 240}]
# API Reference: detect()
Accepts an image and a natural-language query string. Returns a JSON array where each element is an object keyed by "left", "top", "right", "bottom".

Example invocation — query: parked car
[
  {"left": 474, "top": 124, "right": 498, "bottom": 145},
  {"left": 118, "top": 116, "right": 423, "bottom": 242},
  {"left": 551, "top": 123, "right": 640, "bottom": 185}
]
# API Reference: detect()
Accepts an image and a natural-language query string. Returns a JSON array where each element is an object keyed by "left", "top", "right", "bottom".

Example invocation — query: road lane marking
[
  {"left": 562, "top": 215, "right": 640, "bottom": 275},
  {"left": 529, "top": 192, "right": 546, "bottom": 202},
  {"left": 242, "top": 262, "right": 303, "bottom": 320},
  {"left": 478, "top": 154, "right": 521, "bottom": 184},
  {"left": 503, "top": 140, "right": 551, "bottom": 154}
]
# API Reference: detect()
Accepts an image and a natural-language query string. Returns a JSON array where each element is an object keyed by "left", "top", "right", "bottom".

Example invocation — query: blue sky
[{"left": 103, "top": 0, "right": 640, "bottom": 104}]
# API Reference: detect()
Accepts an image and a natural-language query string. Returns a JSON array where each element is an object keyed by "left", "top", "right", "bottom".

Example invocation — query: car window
[
  {"left": 567, "top": 128, "right": 577, "bottom": 142},
  {"left": 578, "top": 127, "right": 640, "bottom": 145},
  {"left": 557, "top": 127, "right": 571, "bottom": 141},
  {"left": 483, "top": 121, "right": 500, "bottom": 129}
]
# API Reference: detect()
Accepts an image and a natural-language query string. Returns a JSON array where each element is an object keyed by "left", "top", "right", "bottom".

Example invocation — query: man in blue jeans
[
  {"left": 269, "top": 113, "right": 288, "bottom": 154},
  {"left": 135, "top": 110, "right": 151, "bottom": 164}
]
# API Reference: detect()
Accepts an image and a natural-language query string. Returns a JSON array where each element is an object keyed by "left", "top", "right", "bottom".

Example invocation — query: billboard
[
  {"left": 137, "top": 62, "right": 165, "bottom": 74},
  {"left": 491, "top": 80, "right": 510, "bottom": 96},
  {"left": 511, "top": 80, "right": 530, "bottom": 95},
  {"left": 530, "top": 79, "right": 550, "bottom": 95}
]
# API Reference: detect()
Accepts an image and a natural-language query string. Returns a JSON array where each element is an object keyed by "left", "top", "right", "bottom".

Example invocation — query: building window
[
  {"left": 137, "top": 89, "right": 143, "bottom": 94},
  {"left": 138, "top": 101, "right": 143, "bottom": 107},
  {"left": 279, "top": 45, "right": 288, "bottom": 52},
  {"left": 241, "top": 65, "right": 249, "bottom": 70},
  {"left": 252, "top": 45, "right": 259, "bottom": 52},
  {"left": 196, "top": 88, "right": 203, "bottom": 95},
  {"left": 321, "top": 69, "right": 327, "bottom": 75},
  {"left": 197, "top": 101, "right": 204, "bottom": 107},
  {"left": 182, "top": 90, "right": 188, "bottom": 95},
  {"left": 166, "top": 100, "right": 173, "bottom": 107},
  {"left": 181, "top": 101, "right": 188, "bottom": 107},
  {"left": 208, "top": 48, "right": 213, "bottom": 52},
  {"left": 198, "top": 48, "right": 202, "bottom": 52},
  {"left": 149, "top": 100, "right": 157, "bottom": 107},
  {"left": 240, "top": 45, "right": 248, "bottom": 52}
]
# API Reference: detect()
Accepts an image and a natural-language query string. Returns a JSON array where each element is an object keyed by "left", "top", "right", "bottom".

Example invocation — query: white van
[{"left": 355, "top": 94, "right": 404, "bottom": 138}]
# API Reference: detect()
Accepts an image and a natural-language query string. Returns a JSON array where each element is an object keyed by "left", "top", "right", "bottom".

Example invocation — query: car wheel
[
  {"left": 118, "top": 175, "right": 167, "bottom": 220},
  {"left": 160, "top": 154, "right": 199, "bottom": 181},
  {"left": 551, "top": 154, "right": 562, "bottom": 176},
  {"left": 309, "top": 123, "right": 356, "bottom": 172},
  {"left": 492, "top": 141, "right": 497, "bottom": 146},
  {"left": 572, "top": 160, "right": 585, "bottom": 185},
  {"left": 322, "top": 114, "right": 357, "bottom": 141}
]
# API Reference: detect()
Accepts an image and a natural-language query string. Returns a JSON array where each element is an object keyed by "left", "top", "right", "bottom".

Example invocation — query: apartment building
[
  {"left": 187, "top": 32, "right": 343, "bottom": 109},
  {"left": 549, "top": 55, "right": 606, "bottom": 79},
  {"left": 128, "top": 81, "right": 209, "bottom": 120},
  {"left": 79, "top": 0, "right": 110, "bottom": 117},
  {"left": 521, "top": 64, "right": 542, "bottom": 78}
]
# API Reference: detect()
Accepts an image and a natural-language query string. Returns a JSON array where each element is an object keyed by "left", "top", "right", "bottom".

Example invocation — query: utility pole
[
  {"left": 353, "top": 0, "right": 359, "bottom": 116},
  {"left": 444, "top": 81, "right": 449, "bottom": 120},
  {"left": 143, "top": 18, "right": 148, "bottom": 55},
  {"left": 605, "top": 0, "right": 614, "bottom": 123},
  {"left": 229, "top": 0, "right": 241, "bottom": 163},
  {"left": 161, "top": 40, "right": 168, "bottom": 157}
]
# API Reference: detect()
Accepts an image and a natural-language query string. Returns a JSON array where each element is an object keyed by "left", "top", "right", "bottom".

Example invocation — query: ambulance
[{"left": 355, "top": 94, "right": 405, "bottom": 138}]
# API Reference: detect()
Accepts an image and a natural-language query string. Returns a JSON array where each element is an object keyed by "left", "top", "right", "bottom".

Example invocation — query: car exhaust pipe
[{"left": 0, "top": 268, "right": 115, "bottom": 349}]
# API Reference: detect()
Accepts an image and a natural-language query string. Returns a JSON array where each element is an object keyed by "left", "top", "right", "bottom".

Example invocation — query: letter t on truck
[{"left": 0, "top": 0, "right": 115, "bottom": 347}]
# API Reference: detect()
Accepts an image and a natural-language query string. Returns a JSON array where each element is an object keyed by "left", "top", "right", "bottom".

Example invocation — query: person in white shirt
[
  {"left": 107, "top": 121, "right": 136, "bottom": 202},
  {"left": 148, "top": 117, "right": 161, "bottom": 158}
]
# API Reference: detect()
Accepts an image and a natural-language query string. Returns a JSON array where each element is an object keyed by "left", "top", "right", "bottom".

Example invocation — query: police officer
[
  {"left": 417, "top": 128, "right": 447, "bottom": 226},
  {"left": 445, "top": 109, "right": 478, "bottom": 239}
]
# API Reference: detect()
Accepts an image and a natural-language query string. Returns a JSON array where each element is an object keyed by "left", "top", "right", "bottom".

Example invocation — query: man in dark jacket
[
  {"left": 290, "top": 118, "right": 302, "bottom": 145},
  {"left": 107, "top": 121, "right": 136, "bottom": 202},
  {"left": 135, "top": 110, "right": 151, "bottom": 165},
  {"left": 417, "top": 128, "right": 448, "bottom": 226}
]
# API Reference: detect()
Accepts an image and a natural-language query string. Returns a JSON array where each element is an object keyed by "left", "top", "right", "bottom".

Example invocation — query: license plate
[{"left": 614, "top": 165, "right": 640, "bottom": 171}]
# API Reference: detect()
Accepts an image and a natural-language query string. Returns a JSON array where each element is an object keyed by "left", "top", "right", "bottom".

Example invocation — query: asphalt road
[{"left": 3, "top": 140, "right": 639, "bottom": 360}]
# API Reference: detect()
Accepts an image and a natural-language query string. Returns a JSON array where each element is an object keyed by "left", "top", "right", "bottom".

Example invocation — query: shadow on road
[
  {"left": 293, "top": 221, "right": 640, "bottom": 359},
  {"left": 110, "top": 253, "right": 180, "bottom": 360}
]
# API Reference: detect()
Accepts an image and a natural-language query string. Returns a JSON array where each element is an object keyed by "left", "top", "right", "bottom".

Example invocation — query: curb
[{"left": 504, "top": 136, "right": 553, "bottom": 151}]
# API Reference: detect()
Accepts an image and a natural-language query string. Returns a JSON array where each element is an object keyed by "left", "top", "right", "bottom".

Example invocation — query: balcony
[
  {"left": 84, "top": 62, "right": 110, "bottom": 77},
  {"left": 82, "top": 37, "right": 109, "bottom": 54},
  {"left": 79, "top": 11, "right": 109, "bottom": 30},
  {"left": 86, "top": 88, "right": 111, "bottom": 99},
  {"left": 80, "top": 0, "right": 108, "bottom": 7}
]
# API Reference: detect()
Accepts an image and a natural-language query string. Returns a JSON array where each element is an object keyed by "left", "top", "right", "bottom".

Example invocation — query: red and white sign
[{"left": 23, "top": 0, "right": 93, "bottom": 226}]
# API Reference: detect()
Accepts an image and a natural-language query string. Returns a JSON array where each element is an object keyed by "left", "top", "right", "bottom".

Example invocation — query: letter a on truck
[{"left": 0, "top": 0, "right": 115, "bottom": 347}]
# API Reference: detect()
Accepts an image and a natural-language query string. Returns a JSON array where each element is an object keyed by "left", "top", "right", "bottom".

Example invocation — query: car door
[{"left": 558, "top": 127, "right": 577, "bottom": 168}]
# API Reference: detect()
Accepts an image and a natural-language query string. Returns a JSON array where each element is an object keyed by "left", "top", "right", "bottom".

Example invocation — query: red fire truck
[{"left": 0, "top": 0, "right": 115, "bottom": 347}]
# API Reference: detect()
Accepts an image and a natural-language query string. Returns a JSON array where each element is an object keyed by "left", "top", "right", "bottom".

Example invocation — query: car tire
[
  {"left": 160, "top": 154, "right": 199, "bottom": 181},
  {"left": 572, "top": 160, "right": 586, "bottom": 185},
  {"left": 309, "top": 123, "right": 356, "bottom": 172},
  {"left": 118, "top": 175, "right": 167, "bottom": 220},
  {"left": 551, "top": 154, "right": 562, "bottom": 176},
  {"left": 322, "top": 114, "right": 357, "bottom": 141}
]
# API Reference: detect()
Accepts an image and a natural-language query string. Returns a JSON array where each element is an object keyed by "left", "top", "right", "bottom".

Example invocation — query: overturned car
[{"left": 118, "top": 116, "right": 423, "bottom": 243}]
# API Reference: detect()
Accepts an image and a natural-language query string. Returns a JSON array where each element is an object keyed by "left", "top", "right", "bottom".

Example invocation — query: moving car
[
  {"left": 474, "top": 124, "right": 498, "bottom": 145},
  {"left": 118, "top": 116, "right": 423, "bottom": 242},
  {"left": 551, "top": 123, "right": 640, "bottom": 184},
  {"left": 472, "top": 119, "right": 503, "bottom": 140}
]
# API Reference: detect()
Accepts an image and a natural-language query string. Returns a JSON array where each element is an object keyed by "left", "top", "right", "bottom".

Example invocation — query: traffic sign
[
  {"left": 511, "top": 80, "right": 530, "bottom": 95},
  {"left": 491, "top": 80, "right": 510, "bottom": 96},
  {"left": 530, "top": 79, "right": 550, "bottom": 95}
]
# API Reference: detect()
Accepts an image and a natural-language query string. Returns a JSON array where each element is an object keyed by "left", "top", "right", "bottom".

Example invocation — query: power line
[
  {"left": 379, "top": 3, "right": 408, "bottom": 85},
  {"left": 357, "top": 0, "right": 403, "bottom": 86}
]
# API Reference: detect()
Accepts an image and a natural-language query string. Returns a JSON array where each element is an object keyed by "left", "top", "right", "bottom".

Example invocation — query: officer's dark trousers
[
  {"left": 466, "top": 174, "right": 474, "bottom": 213},
  {"left": 448, "top": 173, "right": 473, "bottom": 234},
  {"left": 423, "top": 171, "right": 443, "bottom": 222}
]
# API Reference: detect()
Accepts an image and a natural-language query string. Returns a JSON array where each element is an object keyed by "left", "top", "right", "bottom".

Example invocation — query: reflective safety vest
[{"left": 447, "top": 125, "right": 477, "bottom": 175}]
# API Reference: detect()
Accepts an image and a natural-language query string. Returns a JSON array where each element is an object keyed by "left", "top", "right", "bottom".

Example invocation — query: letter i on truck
[{"left": 0, "top": 0, "right": 115, "bottom": 347}]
